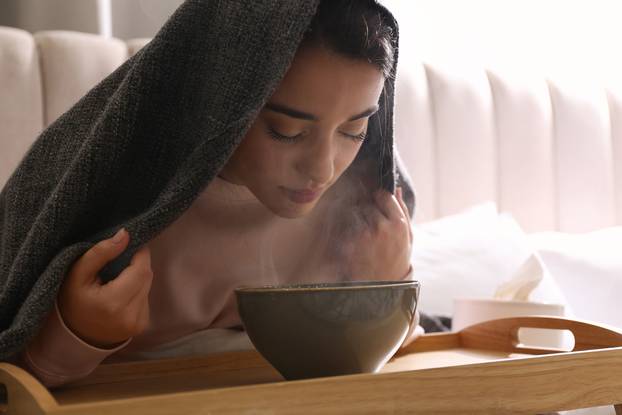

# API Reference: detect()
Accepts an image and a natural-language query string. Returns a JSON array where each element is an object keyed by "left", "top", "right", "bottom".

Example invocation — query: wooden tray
[{"left": 3, "top": 316, "right": 622, "bottom": 414}]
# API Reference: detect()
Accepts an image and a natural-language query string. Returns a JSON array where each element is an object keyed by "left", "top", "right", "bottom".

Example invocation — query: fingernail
[
  {"left": 397, "top": 187, "right": 403, "bottom": 198},
  {"left": 112, "top": 228, "right": 125, "bottom": 244}
]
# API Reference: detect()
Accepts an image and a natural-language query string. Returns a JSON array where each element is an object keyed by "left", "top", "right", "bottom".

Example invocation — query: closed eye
[
  {"left": 267, "top": 127, "right": 366, "bottom": 143},
  {"left": 340, "top": 130, "right": 367, "bottom": 142}
]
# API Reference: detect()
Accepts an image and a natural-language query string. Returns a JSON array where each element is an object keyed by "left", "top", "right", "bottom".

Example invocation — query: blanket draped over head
[{"left": 0, "top": 0, "right": 419, "bottom": 361}]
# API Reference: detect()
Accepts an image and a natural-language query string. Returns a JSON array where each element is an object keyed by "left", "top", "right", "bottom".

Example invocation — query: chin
[
  {"left": 266, "top": 199, "right": 318, "bottom": 219},
  {"left": 272, "top": 204, "right": 315, "bottom": 219},
  {"left": 256, "top": 187, "right": 325, "bottom": 218}
]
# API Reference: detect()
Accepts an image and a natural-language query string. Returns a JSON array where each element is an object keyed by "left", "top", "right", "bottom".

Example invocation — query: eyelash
[{"left": 267, "top": 128, "right": 366, "bottom": 143}]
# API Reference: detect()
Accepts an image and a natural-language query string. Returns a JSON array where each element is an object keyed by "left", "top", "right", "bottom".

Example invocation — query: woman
[{"left": 0, "top": 0, "right": 423, "bottom": 388}]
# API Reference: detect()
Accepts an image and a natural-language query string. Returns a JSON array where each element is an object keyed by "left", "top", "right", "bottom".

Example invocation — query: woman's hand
[
  {"left": 335, "top": 186, "right": 420, "bottom": 346},
  {"left": 342, "top": 187, "right": 413, "bottom": 281},
  {"left": 57, "top": 228, "right": 153, "bottom": 349}
]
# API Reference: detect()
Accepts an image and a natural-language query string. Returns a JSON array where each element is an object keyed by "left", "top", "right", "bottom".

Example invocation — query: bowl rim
[{"left": 234, "top": 280, "right": 420, "bottom": 293}]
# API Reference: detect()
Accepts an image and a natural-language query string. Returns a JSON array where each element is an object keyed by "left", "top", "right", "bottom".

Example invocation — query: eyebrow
[{"left": 264, "top": 102, "right": 379, "bottom": 122}]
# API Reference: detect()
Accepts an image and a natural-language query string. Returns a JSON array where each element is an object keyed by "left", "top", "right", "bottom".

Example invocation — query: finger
[
  {"left": 373, "top": 190, "right": 404, "bottom": 222},
  {"left": 396, "top": 187, "right": 410, "bottom": 219},
  {"left": 131, "top": 287, "right": 151, "bottom": 333},
  {"left": 130, "top": 245, "right": 152, "bottom": 269},
  {"left": 113, "top": 283, "right": 151, "bottom": 339},
  {"left": 72, "top": 228, "right": 129, "bottom": 285},
  {"left": 102, "top": 246, "right": 153, "bottom": 304},
  {"left": 125, "top": 267, "right": 153, "bottom": 310},
  {"left": 359, "top": 203, "right": 380, "bottom": 229},
  {"left": 396, "top": 188, "right": 413, "bottom": 242}
]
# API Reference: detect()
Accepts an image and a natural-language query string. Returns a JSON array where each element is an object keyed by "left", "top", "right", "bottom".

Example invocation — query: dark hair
[{"left": 301, "top": 0, "right": 396, "bottom": 78}]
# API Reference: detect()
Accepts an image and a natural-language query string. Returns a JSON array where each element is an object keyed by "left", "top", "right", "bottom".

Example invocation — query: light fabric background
[
  {"left": 1, "top": 3, "right": 622, "bottom": 413},
  {"left": 0, "top": 0, "right": 183, "bottom": 39}
]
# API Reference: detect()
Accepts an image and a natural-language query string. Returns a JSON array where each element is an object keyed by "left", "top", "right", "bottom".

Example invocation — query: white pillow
[
  {"left": 529, "top": 227, "right": 622, "bottom": 329},
  {"left": 412, "top": 203, "right": 570, "bottom": 317}
]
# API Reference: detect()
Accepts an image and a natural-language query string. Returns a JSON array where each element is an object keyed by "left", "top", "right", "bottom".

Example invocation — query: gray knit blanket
[{"left": 0, "top": 0, "right": 422, "bottom": 364}]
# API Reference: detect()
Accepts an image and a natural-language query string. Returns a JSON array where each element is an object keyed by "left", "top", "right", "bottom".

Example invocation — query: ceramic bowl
[{"left": 235, "top": 280, "right": 420, "bottom": 380}]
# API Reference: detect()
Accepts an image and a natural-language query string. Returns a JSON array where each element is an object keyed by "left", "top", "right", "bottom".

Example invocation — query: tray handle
[
  {"left": 0, "top": 363, "right": 57, "bottom": 415},
  {"left": 459, "top": 316, "right": 622, "bottom": 354}
]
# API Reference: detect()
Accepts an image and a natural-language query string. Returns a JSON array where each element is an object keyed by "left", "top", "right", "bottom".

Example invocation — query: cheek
[
  {"left": 243, "top": 129, "right": 292, "bottom": 178},
  {"left": 334, "top": 142, "right": 362, "bottom": 175}
]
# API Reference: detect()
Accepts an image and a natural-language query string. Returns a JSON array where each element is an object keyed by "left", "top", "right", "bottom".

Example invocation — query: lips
[{"left": 281, "top": 187, "right": 321, "bottom": 204}]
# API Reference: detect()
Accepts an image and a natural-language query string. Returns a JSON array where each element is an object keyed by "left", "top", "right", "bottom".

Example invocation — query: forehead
[{"left": 269, "top": 46, "right": 385, "bottom": 120}]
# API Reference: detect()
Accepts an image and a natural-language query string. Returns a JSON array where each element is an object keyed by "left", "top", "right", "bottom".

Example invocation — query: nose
[{"left": 295, "top": 134, "right": 334, "bottom": 187}]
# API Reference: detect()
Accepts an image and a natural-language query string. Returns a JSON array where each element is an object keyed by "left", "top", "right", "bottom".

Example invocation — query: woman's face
[{"left": 219, "top": 46, "right": 385, "bottom": 218}]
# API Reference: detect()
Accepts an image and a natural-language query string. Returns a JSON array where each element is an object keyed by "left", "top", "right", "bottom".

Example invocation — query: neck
[{"left": 217, "top": 172, "right": 243, "bottom": 185}]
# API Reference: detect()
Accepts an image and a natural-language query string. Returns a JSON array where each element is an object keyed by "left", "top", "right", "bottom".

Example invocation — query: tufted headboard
[
  {"left": 1, "top": 27, "right": 620, "bottom": 233},
  {"left": 0, "top": 27, "right": 150, "bottom": 193},
  {"left": 394, "top": 64, "right": 622, "bottom": 233}
]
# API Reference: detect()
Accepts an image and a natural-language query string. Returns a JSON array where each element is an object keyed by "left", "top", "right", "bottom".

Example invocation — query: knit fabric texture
[{"left": 0, "top": 0, "right": 417, "bottom": 362}]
